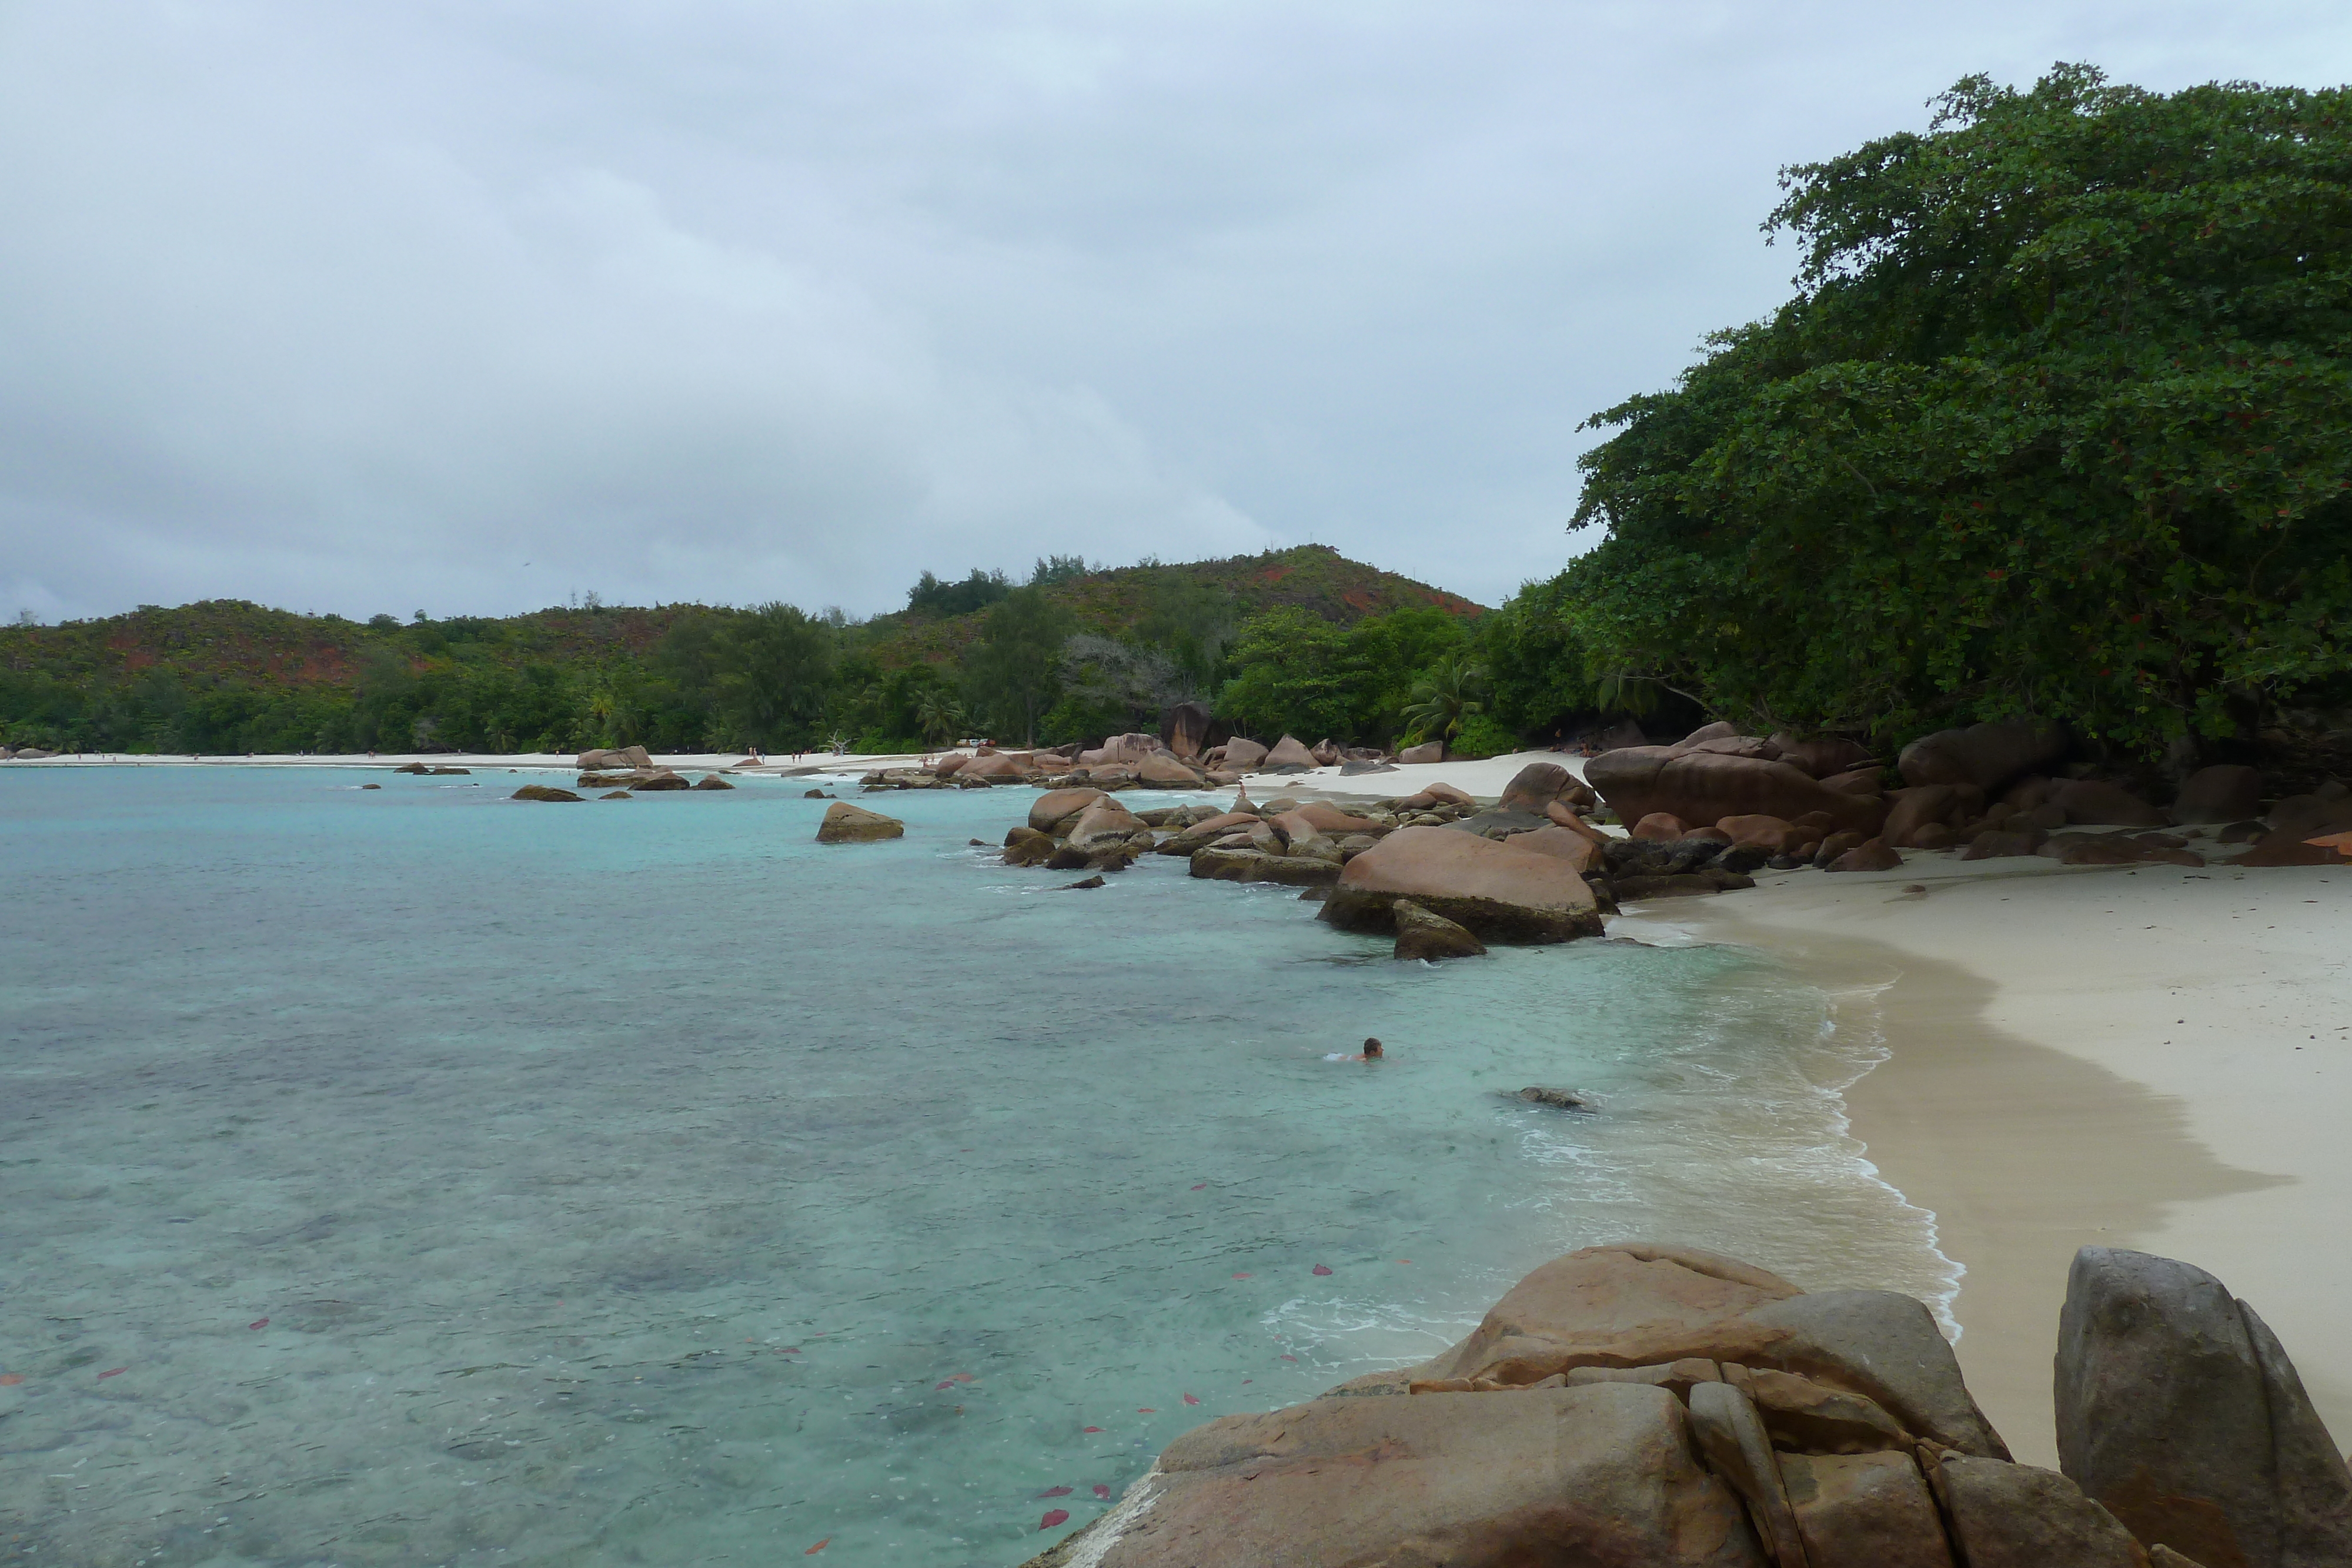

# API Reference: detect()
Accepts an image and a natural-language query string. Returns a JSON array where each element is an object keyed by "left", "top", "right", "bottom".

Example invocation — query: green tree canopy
[
  {"left": 1563, "top": 65, "right": 2352, "bottom": 754},
  {"left": 713, "top": 602, "right": 836, "bottom": 747},
  {"left": 960, "top": 587, "right": 1074, "bottom": 744}
]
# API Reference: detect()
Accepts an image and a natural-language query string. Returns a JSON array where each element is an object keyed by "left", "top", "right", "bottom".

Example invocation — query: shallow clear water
[{"left": 0, "top": 767, "right": 1952, "bottom": 1567}]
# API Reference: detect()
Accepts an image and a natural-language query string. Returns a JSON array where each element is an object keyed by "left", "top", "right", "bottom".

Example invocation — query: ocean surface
[{"left": 0, "top": 766, "right": 1954, "bottom": 1567}]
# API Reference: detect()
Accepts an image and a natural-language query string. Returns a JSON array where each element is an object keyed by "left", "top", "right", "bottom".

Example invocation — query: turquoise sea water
[{"left": 1, "top": 767, "right": 1952, "bottom": 1567}]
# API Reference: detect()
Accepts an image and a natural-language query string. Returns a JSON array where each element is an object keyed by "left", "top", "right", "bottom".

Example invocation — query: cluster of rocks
[
  {"left": 864, "top": 718, "right": 1422, "bottom": 797},
  {"left": 1021, "top": 1241, "right": 2352, "bottom": 1568},
  {"left": 0, "top": 744, "right": 56, "bottom": 760},
  {"left": 987, "top": 763, "right": 1616, "bottom": 954},
  {"left": 393, "top": 761, "right": 471, "bottom": 775},
  {"left": 1586, "top": 720, "right": 2352, "bottom": 877},
  {"left": 513, "top": 765, "right": 735, "bottom": 803}
]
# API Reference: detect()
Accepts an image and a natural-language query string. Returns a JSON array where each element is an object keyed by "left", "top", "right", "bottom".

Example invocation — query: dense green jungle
[{"left": 5, "top": 68, "right": 2346, "bottom": 767}]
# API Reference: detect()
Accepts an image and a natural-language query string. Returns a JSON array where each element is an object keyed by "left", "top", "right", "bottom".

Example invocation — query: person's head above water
[{"left": 1361, "top": 1037, "right": 1383, "bottom": 1059}]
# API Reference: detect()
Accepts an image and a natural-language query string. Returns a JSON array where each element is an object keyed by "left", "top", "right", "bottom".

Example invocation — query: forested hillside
[{"left": 0, "top": 546, "right": 1509, "bottom": 755}]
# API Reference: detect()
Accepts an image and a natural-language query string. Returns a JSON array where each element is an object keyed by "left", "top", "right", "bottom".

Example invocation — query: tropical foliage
[{"left": 1542, "top": 65, "right": 2352, "bottom": 754}]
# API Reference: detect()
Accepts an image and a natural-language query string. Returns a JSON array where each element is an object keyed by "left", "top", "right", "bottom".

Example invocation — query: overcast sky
[{"left": 5, "top": 2, "right": 2348, "bottom": 623}]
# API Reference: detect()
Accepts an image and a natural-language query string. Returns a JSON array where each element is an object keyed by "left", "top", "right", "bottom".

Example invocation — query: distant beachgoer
[{"left": 1362, "top": 1038, "right": 1383, "bottom": 1060}]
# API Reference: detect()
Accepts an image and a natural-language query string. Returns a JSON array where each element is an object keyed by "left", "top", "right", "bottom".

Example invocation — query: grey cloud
[{"left": 4, "top": 2, "right": 2348, "bottom": 621}]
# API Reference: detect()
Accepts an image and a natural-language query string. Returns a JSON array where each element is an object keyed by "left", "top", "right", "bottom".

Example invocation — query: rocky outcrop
[
  {"left": 2055, "top": 1246, "right": 2352, "bottom": 1568},
  {"left": 1391, "top": 898, "right": 1486, "bottom": 960},
  {"left": 816, "top": 801, "right": 904, "bottom": 842},
  {"left": 1221, "top": 737, "right": 1269, "bottom": 771},
  {"left": 1825, "top": 837, "right": 1902, "bottom": 872},
  {"left": 576, "top": 745, "right": 652, "bottom": 770},
  {"left": 1160, "top": 700, "right": 1214, "bottom": 760},
  {"left": 2052, "top": 778, "right": 2169, "bottom": 827},
  {"left": 1024, "top": 1241, "right": 2245, "bottom": 1568},
  {"left": 1896, "top": 720, "right": 2067, "bottom": 794},
  {"left": 960, "top": 752, "right": 1030, "bottom": 781},
  {"left": 1030, "top": 788, "right": 1106, "bottom": 833},
  {"left": 2170, "top": 764, "right": 2264, "bottom": 825},
  {"left": 512, "top": 784, "right": 582, "bottom": 803},
  {"left": 692, "top": 774, "right": 735, "bottom": 790},
  {"left": 1587, "top": 746, "right": 1885, "bottom": 838},
  {"left": 1262, "top": 734, "right": 1319, "bottom": 772},
  {"left": 1398, "top": 740, "right": 1444, "bottom": 764},
  {"left": 1506, "top": 825, "right": 1604, "bottom": 873},
  {"left": 1319, "top": 827, "right": 1603, "bottom": 943},
  {"left": 1065, "top": 798, "right": 1147, "bottom": 848},
  {"left": 1497, "top": 761, "right": 1598, "bottom": 815},
  {"left": 1136, "top": 753, "right": 1206, "bottom": 787},
  {"left": 1768, "top": 733, "right": 1875, "bottom": 780}
]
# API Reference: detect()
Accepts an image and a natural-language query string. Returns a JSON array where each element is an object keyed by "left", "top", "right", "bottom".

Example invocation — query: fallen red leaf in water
[
  {"left": 97, "top": 1368, "right": 126, "bottom": 1380},
  {"left": 1082, "top": 1426, "right": 1102, "bottom": 1433},
  {"left": 936, "top": 1380, "right": 956, "bottom": 1391},
  {"left": 250, "top": 1318, "right": 269, "bottom": 1329},
  {"left": 1040, "top": 1509, "right": 1069, "bottom": 1530},
  {"left": 1190, "top": 1183, "right": 1206, "bottom": 1191},
  {"left": 1093, "top": 1485, "right": 1111, "bottom": 1499},
  {"left": 1182, "top": 1394, "right": 1200, "bottom": 1406},
  {"left": 804, "top": 1539, "right": 829, "bottom": 1555},
  {"left": 951, "top": 1373, "right": 975, "bottom": 1383},
  {"left": 0, "top": 1375, "right": 22, "bottom": 1386},
  {"left": 1231, "top": 1273, "right": 1251, "bottom": 1280},
  {"left": 780, "top": 1347, "right": 800, "bottom": 1354},
  {"left": 1137, "top": 1407, "right": 1155, "bottom": 1413},
  {"left": 1312, "top": 1265, "right": 1332, "bottom": 1276},
  {"left": 1037, "top": 1486, "right": 1071, "bottom": 1498},
  {"left": 1280, "top": 1355, "right": 1297, "bottom": 1362}
]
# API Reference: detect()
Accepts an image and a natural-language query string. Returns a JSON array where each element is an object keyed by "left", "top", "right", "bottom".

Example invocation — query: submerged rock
[
  {"left": 816, "top": 801, "right": 904, "bottom": 843},
  {"left": 1391, "top": 898, "right": 1486, "bottom": 961},
  {"left": 511, "top": 784, "right": 582, "bottom": 803},
  {"left": 1515, "top": 1086, "right": 1589, "bottom": 1111}
]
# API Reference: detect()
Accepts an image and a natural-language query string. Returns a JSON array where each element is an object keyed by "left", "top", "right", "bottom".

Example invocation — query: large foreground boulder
[
  {"left": 1038, "top": 1383, "right": 1762, "bottom": 1568},
  {"left": 577, "top": 744, "right": 652, "bottom": 770},
  {"left": 1896, "top": 720, "right": 2067, "bottom": 793},
  {"left": 816, "top": 801, "right": 904, "bottom": 842},
  {"left": 1319, "top": 827, "right": 1603, "bottom": 943},
  {"left": 1586, "top": 747, "right": 1885, "bottom": 837},
  {"left": 1398, "top": 740, "right": 1444, "bottom": 764},
  {"left": 2055, "top": 1246, "right": 2352, "bottom": 1567},
  {"left": 1023, "top": 1241, "right": 2177, "bottom": 1568}
]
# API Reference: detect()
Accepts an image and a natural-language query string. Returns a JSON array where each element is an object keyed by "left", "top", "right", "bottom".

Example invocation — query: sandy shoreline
[
  {"left": 1614, "top": 852, "right": 2351, "bottom": 1467},
  {"left": 22, "top": 747, "right": 2349, "bottom": 1469}
]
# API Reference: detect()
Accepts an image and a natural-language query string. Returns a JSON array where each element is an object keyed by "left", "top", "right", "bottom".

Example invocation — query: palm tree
[
  {"left": 915, "top": 688, "right": 971, "bottom": 746},
  {"left": 1399, "top": 658, "right": 1489, "bottom": 747}
]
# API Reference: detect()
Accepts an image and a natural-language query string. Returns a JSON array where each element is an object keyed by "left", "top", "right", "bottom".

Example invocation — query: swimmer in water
[{"left": 1324, "top": 1038, "right": 1385, "bottom": 1062}]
